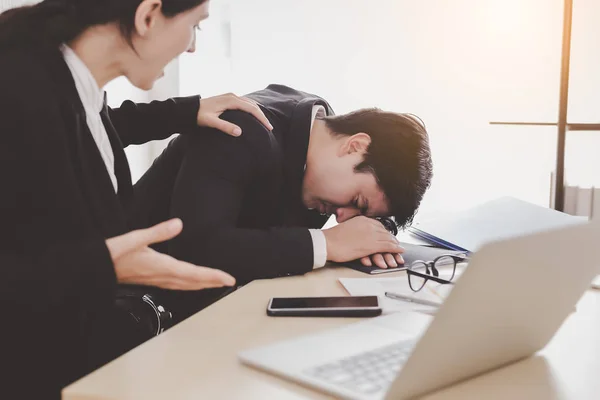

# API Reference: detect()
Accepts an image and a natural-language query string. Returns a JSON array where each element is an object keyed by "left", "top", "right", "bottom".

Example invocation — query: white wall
[
  {"left": 0, "top": 0, "right": 37, "bottom": 11},
  {"left": 181, "top": 0, "right": 600, "bottom": 219},
  {"left": 4, "top": 0, "right": 599, "bottom": 218}
]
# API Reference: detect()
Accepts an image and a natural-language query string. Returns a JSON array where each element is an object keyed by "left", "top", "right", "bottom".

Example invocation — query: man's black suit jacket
[{"left": 133, "top": 85, "right": 334, "bottom": 288}]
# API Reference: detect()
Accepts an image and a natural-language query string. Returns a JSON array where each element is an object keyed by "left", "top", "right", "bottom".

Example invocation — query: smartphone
[{"left": 266, "top": 296, "right": 382, "bottom": 317}]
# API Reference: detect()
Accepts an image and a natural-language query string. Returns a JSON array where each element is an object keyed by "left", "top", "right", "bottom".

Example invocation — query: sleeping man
[{"left": 131, "top": 84, "right": 433, "bottom": 320}]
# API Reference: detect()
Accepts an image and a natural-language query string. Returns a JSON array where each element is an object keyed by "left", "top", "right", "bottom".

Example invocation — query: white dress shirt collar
[
  {"left": 60, "top": 45, "right": 104, "bottom": 114},
  {"left": 61, "top": 44, "right": 118, "bottom": 192}
]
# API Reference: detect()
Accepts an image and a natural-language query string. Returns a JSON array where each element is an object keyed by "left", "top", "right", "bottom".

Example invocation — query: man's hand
[
  {"left": 197, "top": 93, "right": 273, "bottom": 136},
  {"left": 360, "top": 253, "right": 405, "bottom": 269},
  {"left": 323, "top": 216, "right": 404, "bottom": 267},
  {"left": 106, "top": 219, "right": 236, "bottom": 290}
]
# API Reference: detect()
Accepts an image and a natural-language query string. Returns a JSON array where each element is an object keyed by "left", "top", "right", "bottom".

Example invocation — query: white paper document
[{"left": 339, "top": 276, "right": 455, "bottom": 315}]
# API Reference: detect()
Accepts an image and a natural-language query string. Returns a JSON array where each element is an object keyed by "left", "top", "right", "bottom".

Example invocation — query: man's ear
[
  {"left": 339, "top": 133, "right": 371, "bottom": 157},
  {"left": 134, "top": 0, "right": 163, "bottom": 37}
]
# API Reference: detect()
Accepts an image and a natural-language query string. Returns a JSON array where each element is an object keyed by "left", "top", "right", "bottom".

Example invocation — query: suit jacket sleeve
[
  {"left": 168, "top": 111, "right": 315, "bottom": 284},
  {"left": 108, "top": 95, "right": 200, "bottom": 147},
  {"left": 0, "top": 242, "right": 115, "bottom": 313},
  {"left": 0, "top": 65, "right": 117, "bottom": 314}
]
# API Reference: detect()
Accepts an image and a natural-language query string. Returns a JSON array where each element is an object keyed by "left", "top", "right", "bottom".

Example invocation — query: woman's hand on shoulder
[{"left": 197, "top": 93, "right": 273, "bottom": 137}]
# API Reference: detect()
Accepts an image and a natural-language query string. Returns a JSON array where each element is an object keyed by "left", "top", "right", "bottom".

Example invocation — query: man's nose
[{"left": 336, "top": 208, "right": 361, "bottom": 223}]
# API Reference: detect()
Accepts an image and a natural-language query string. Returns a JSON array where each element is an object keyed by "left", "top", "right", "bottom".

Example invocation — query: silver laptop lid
[{"left": 387, "top": 219, "right": 600, "bottom": 399}]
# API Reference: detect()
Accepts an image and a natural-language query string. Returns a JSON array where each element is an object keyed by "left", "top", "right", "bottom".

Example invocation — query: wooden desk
[{"left": 63, "top": 266, "right": 600, "bottom": 400}]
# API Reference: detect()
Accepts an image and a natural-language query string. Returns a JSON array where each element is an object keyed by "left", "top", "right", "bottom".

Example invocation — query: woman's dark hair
[{"left": 0, "top": 0, "right": 207, "bottom": 50}]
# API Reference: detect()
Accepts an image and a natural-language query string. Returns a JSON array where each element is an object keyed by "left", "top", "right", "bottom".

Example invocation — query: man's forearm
[{"left": 169, "top": 226, "right": 316, "bottom": 284}]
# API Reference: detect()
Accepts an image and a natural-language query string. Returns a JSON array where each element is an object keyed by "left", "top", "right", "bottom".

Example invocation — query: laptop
[{"left": 239, "top": 220, "right": 600, "bottom": 399}]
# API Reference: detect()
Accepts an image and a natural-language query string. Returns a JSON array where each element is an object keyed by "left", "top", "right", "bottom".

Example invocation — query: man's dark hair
[{"left": 320, "top": 109, "right": 433, "bottom": 228}]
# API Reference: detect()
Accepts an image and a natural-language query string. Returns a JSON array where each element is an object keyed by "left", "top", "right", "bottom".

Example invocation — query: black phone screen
[{"left": 270, "top": 296, "right": 379, "bottom": 309}]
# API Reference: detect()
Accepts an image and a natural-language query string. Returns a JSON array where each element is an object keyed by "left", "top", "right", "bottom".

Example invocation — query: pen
[{"left": 384, "top": 291, "right": 440, "bottom": 308}]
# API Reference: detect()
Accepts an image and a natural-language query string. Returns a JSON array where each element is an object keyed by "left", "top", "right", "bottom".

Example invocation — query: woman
[{"left": 0, "top": 0, "right": 272, "bottom": 398}]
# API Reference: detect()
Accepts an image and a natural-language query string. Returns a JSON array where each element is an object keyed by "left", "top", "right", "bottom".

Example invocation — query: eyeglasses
[{"left": 406, "top": 254, "right": 467, "bottom": 292}]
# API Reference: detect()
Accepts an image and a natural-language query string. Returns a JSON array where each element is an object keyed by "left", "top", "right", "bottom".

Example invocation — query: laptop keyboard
[{"left": 304, "top": 340, "right": 416, "bottom": 395}]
